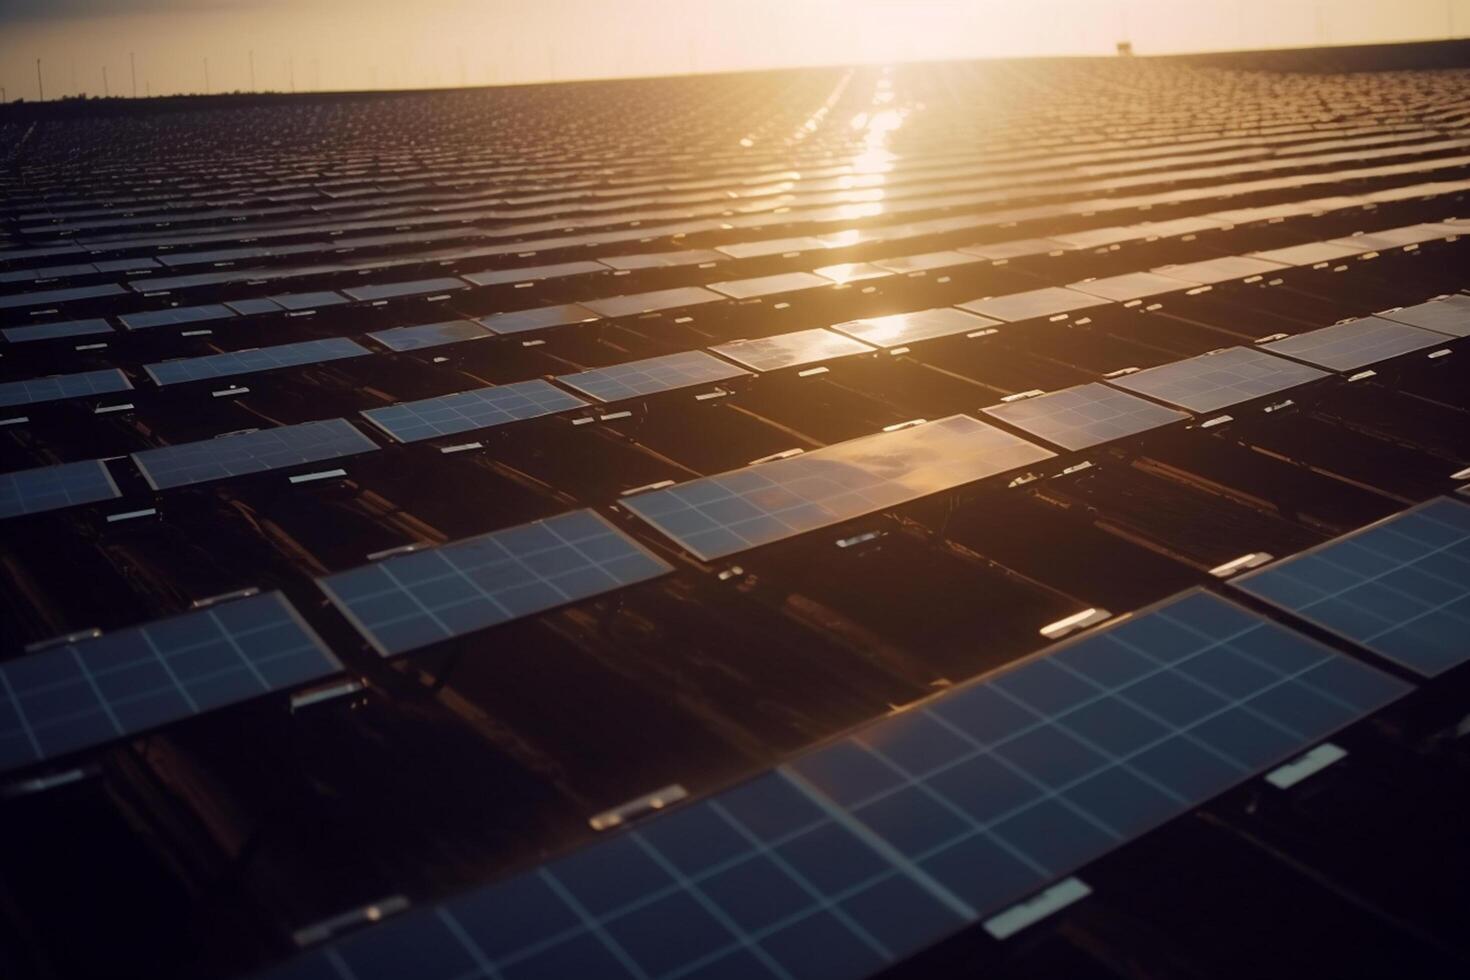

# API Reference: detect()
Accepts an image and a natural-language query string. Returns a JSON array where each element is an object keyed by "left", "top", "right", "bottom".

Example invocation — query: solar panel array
[
  {"left": 557, "top": 350, "right": 750, "bottom": 403},
  {"left": 131, "top": 418, "right": 380, "bottom": 490},
  {"left": 624, "top": 415, "right": 1056, "bottom": 561},
  {"left": 710, "top": 329, "right": 876, "bottom": 372},
  {"left": 1261, "top": 317, "right": 1447, "bottom": 371},
  {"left": 983, "top": 384, "right": 1191, "bottom": 451},
  {"left": 318, "top": 509, "right": 673, "bottom": 656},
  {"left": 0, "top": 459, "right": 120, "bottom": 519},
  {"left": 261, "top": 590, "right": 1408, "bottom": 979},
  {"left": 1232, "top": 498, "right": 1470, "bottom": 677},
  {"left": 0, "top": 52, "right": 1467, "bottom": 980},
  {"left": 144, "top": 338, "right": 371, "bottom": 386},
  {"left": 361, "top": 380, "right": 589, "bottom": 443},
  {"left": 1107, "top": 346, "right": 1330, "bottom": 413},
  {"left": 0, "top": 591, "right": 340, "bottom": 773},
  {"left": 0, "top": 368, "right": 132, "bottom": 407},
  {"left": 1379, "top": 295, "right": 1470, "bottom": 338}
]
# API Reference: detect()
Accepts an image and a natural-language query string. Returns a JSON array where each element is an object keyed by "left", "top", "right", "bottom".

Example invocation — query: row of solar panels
[
  {"left": 4, "top": 291, "right": 1462, "bottom": 710},
  {"left": 2, "top": 163, "right": 1462, "bottom": 354},
  {"left": 1, "top": 249, "right": 1463, "bottom": 529},
  {"left": 5, "top": 122, "right": 1465, "bottom": 288},
  {"left": 252, "top": 496, "right": 1470, "bottom": 980},
  {"left": 4, "top": 150, "right": 1466, "bottom": 342},
  {"left": 3, "top": 209, "right": 1456, "bottom": 426},
  {"left": 8, "top": 117, "right": 1435, "bottom": 243}
]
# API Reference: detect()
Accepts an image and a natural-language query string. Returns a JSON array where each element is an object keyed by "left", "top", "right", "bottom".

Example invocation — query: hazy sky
[{"left": 1, "top": 0, "right": 1467, "bottom": 100}]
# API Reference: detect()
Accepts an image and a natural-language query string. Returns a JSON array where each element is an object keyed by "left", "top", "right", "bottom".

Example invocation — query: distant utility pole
[
  {"left": 130, "top": 52, "right": 137, "bottom": 98},
  {"left": 289, "top": 54, "right": 295, "bottom": 93},
  {"left": 204, "top": 58, "right": 210, "bottom": 95},
  {"left": 103, "top": 65, "right": 109, "bottom": 98},
  {"left": 36, "top": 58, "right": 43, "bottom": 101},
  {"left": 249, "top": 49, "right": 256, "bottom": 90}
]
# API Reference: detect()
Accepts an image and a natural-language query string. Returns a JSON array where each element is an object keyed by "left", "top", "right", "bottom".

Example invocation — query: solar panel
[
  {"left": 813, "top": 263, "right": 892, "bottom": 285},
  {"left": 260, "top": 590, "right": 1407, "bottom": 980},
  {"left": 1150, "top": 255, "right": 1286, "bottom": 284},
  {"left": 1248, "top": 242, "right": 1364, "bottom": 267},
  {"left": 956, "top": 287, "right": 1110, "bottom": 323},
  {"left": 870, "top": 250, "right": 986, "bottom": 274},
  {"left": 582, "top": 286, "right": 723, "bottom": 318},
  {"left": 623, "top": 415, "right": 1054, "bottom": 561},
  {"left": 318, "top": 508, "right": 672, "bottom": 656},
  {"left": 131, "top": 418, "right": 380, "bottom": 490},
  {"left": 0, "top": 591, "right": 341, "bottom": 774},
  {"left": 983, "top": 383, "right": 1190, "bottom": 451},
  {"left": 710, "top": 328, "right": 875, "bottom": 373},
  {"left": 557, "top": 350, "right": 750, "bottom": 403},
  {"left": 462, "top": 261, "right": 607, "bottom": 286},
  {"left": 361, "top": 380, "right": 588, "bottom": 443},
  {"left": 272, "top": 291, "right": 349, "bottom": 311},
  {"left": 119, "top": 304, "right": 237, "bottom": 330},
  {"left": 260, "top": 765, "right": 962, "bottom": 980},
  {"left": 1232, "top": 497, "right": 1470, "bottom": 676},
  {"left": 598, "top": 249, "right": 726, "bottom": 270},
  {"left": 1260, "top": 317, "right": 1446, "bottom": 371},
  {"left": 342, "top": 277, "right": 467, "bottom": 302},
  {"left": 958, "top": 239, "right": 1065, "bottom": 260},
  {"left": 0, "top": 283, "right": 127, "bottom": 311},
  {"left": 0, "top": 368, "right": 133, "bottom": 408},
  {"left": 2, "top": 318, "right": 113, "bottom": 344},
  {"left": 785, "top": 589, "right": 1407, "bottom": 919},
  {"left": 144, "top": 337, "right": 371, "bottom": 386},
  {"left": 0, "top": 459, "right": 121, "bottom": 519},
  {"left": 225, "top": 298, "right": 284, "bottom": 316},
  {"left": 1107, "top": 347, "right": 1328, "bottom": 413},
  {"left": 831, "top": 307, "right": 999, "bottom": 348},
  {"left": 716, "top": 236, "right": 829, "bottom": 259},
  {"left": 706, "top": 273, "right": 830, "bottom": 300},
  {"left": 1378, "top": 295, "right": 1470, "bottom": 338},
  {"left": 1326, "top": 223, "right": 1457, "bottom": 251},
  {"left": 370, "top": 320, "right": 496, "bottom": 352},
  {"left": 480, "top": 303, "right": 600, "bottom": 335},
  {"left": 1065, "top": 272, "right": 1190, "bottom": 302}
]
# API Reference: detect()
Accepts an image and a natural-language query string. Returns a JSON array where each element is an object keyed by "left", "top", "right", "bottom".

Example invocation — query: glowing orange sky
[{"left": 1, "top": 0, "right": 1467, "bottom": 100}]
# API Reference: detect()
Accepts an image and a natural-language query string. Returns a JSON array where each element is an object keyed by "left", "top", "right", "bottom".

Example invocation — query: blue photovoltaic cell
[
  {"left": 0, "top": 459, "right": 121, "bottom": 519},
  {"left": 119, "top": 304, "right": 237, "bottom": 330},
  {"left": 625, "top": 415, "right": 1054, "bottom": 561},
  {"left": 0, "top": 282, "right": 127, "bottom": 310},
  {"left": 318, "top": 508, "right": 672, "bottom": 656},
  {"left": 131, "top": 418, "right": 380, "bottom": 490},
  {"left": 480, "top": 303, "right": 600, "bottom": 335},
  {"left": 369, "top": 320, "right": 495, "bottom": 352},
  {"left": 144, "top": 337, "right": 371, "bottom": 386},
  {"left": 361, "top": 379, "right": 588, "bottom": 443},
  {"left": 342, "top": 277, "right": 466, "bottom": 302},
  {"left": 256, "top": 590, "right": 1406, "bottom": 980},
  {"left": 1232, "top": 497, "right": 1470, "bottom": 676},
  {"left": 2, "top": 318, "right": 113, "bottom": 344},
  {"left": 557, "top": 350, "right": 750, "bottom": 403},
  {"left": 0, "top": 591, "right": 341, "bottom": 774},
  {"left": 0, "top": 368, "right": 133, "bottom": 408}
]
